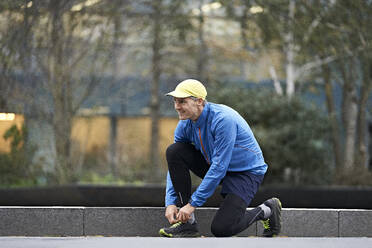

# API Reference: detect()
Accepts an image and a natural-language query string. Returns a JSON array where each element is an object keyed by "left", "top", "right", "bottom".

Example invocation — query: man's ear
[{"left": 197, "top": 98, "right": 204, "bottom": 106}]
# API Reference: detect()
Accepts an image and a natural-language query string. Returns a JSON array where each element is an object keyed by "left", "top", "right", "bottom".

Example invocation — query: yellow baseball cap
[{"left": 166, "top": 79, "right": 207, "bottom": 100}]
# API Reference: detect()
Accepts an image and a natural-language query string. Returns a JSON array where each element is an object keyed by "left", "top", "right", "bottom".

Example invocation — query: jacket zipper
[{"left": 198, "top": 128, "right": 210, "bottom": 165}]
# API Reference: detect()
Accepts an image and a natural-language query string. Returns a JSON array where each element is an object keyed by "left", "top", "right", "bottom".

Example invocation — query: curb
[{"left": 0, "top": 207, "right": 371, "bottom": 237}]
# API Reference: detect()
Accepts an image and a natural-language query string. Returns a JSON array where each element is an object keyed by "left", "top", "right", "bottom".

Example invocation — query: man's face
[{"left": 173, "top": 97, "right": 201, "bottom": 121}]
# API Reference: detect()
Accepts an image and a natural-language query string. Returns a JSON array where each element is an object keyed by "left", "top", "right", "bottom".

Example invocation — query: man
[{"left": 159, "top": 79, "right": 281, "bottom": 238}]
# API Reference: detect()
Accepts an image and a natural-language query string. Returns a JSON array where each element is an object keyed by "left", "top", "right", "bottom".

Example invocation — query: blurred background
[{"left": 0, "top": 0, "right": 371, "bottom": 196}]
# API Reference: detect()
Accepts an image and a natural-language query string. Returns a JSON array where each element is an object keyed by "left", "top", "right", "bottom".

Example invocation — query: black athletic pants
[{"left": 166, "top": 142, "right": 264, "bottom": 237}]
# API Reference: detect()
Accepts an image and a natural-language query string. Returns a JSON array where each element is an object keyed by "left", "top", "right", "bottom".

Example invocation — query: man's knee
[
  {"left": 210, "top": 194, "right": 247, "bottom": 237},
  {"left": 211, "top": 217, "right": 233, "bottom": 237},
  {"left": 166, "top": 142, "right": 188, "bottom": 160},
  {"left": 166, "top": 143, "right": 179, "bottom": 160}
]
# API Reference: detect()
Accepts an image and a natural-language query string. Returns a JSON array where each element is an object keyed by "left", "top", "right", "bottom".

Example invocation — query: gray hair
[{"left": 190, "top": 96, "right": 207, "bottom": 106}]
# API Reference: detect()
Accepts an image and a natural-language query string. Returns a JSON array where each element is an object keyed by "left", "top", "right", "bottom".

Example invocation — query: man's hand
[
  {"left": 165, "top": 205, "right": 178, "bottom": 224},
  {"left": 177, "top": 203, "right": 196, "bottom": 223}
]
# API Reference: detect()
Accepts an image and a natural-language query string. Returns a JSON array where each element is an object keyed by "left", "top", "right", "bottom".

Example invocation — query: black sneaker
[
  {"left": 261, "top": 197, "right": 282, "bottom": 237},
  {"left": 159, "top": 221, "right": 201, "bottom": 238}
]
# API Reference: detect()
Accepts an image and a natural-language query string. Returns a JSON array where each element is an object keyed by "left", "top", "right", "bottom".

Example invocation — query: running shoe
[
  {"left": 159, "top": 221, "right": 200, "bottom": 238},
  {"left": 261, "top": 197, "right": 282, "bottom": 237}
]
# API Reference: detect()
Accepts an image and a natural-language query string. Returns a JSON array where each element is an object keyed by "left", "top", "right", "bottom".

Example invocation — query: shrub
[
  {"left": 0, "top": 125, "right": 42, "bottom": 187},
  {"left": 209, "top": 84, "right": 332, "bottom": 185}
]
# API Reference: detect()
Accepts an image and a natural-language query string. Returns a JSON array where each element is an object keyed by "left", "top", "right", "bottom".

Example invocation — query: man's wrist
[
  {"left": 165, "top": 202, "right": 177, "bottom": 207},
  {"left": 189, "top": 200, "right": 198, "bottom": 208},
  {"left": 187, "top": 203, "right": 195, "bottom": 208}
]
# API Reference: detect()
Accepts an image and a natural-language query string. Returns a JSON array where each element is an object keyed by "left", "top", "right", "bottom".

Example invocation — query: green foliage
[
  {"left": 209, "top": 84, "right": 332, "bottom": 185},
  {"left": 334, "top": 166, "right": 372, "bottom": 186},
  {"left": 0, "top": 125, "right": 42, "bottom": 187}
]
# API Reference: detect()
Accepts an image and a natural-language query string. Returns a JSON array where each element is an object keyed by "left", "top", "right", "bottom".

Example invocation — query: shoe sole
[{"left": 159, "top": 228, "right": 201, "bottom": 238}]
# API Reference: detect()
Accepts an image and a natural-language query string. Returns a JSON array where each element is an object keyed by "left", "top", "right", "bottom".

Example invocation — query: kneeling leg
[{"left": 211, "top": 194, "right": 263, "bottom": 237}]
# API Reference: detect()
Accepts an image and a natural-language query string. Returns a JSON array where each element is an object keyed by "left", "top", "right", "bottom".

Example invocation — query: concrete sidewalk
[
  {"left": 1, "top": 237, "right": 372, "bottom": 248},
  {"left": 0, "top": 207, "right": 371, "bottom": 237}
]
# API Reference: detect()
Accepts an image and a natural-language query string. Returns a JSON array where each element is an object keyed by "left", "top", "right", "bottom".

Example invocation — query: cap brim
[{"left": 165, "top": 90, "right": 192, "bottom": 98}]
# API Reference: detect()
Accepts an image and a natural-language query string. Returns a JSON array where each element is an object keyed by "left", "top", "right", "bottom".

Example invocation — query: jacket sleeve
[
  {"left": 174, "top": 121, "right": 190, "bottom": 143},
  {"left": 190, "top": 117, "right": 237, "bottom": 207}
]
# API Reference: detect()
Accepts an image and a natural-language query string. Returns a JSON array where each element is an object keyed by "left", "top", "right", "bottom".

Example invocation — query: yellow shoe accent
[
  {"left": 159, "top": 228, "right": 173, "bottom": 237},
  {"left": 261, "top": 219, "right": 270, "bottom": 229},
  {"left": 276, "top": 198, "right": 282, "bottom": 209},
  {"left": 170, "top": 222, "right": 182, "bottom": 228}
]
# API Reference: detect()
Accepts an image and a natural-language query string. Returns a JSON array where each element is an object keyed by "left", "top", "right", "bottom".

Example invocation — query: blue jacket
[{"left": 165, "top": 102, "right": 268, "bottom": 207}]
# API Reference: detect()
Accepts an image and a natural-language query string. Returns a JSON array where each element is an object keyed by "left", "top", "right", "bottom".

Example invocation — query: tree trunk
[
  {"left": 239, "top": 3, "right": 249, "bottom": 79},
  {"left": 109, "top": 115, "right": 118, "bottom": 179},
  {"left": 49, "top": 0, "right": 74, "bottom": 184},
  {"left": 285, "top": 0, "right": 296, "bottom": 97},
  {"left": 270, "top": 66, "right": 283, "bottom": 95},
  {"left": 340, "top": 59, "right": 358, "bottom": 169},
  {"left": 356, "top": 56, "right": 372, "bottom": 168},
  {"left": 149, "top": 1, "right": 162, "bottom": 180},
  {"left": 197, "top": 1, "right": 208, "bottom": 82},
  {"left": 53, "top": 104, "right": 73, "bottom": 183},
  {"left": 285, "top": 44, "right": 295, "bottom": 97},
  {"left": 322, "top": 64, "right": 342, "bottom": 169},
  {"left": 108, "top": 14, "right": 122, "bottom": 179}
]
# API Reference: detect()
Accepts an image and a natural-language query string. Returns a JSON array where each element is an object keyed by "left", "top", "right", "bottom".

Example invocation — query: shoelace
[
  {"left": 170, "top": 222, "right": 183, "bottom": 228},
  {"left": 261, "top": 219, "right": 270, "bottom": 229}
]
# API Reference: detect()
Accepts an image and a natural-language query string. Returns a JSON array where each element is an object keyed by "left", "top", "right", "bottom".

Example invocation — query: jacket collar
[{"left": 193, "top": 102, "right": 209, "bottom": 128}]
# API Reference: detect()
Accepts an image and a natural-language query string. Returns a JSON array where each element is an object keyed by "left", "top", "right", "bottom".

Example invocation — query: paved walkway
[{"left": 1, "top": 237, "right": 372, "bottom": 248}]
